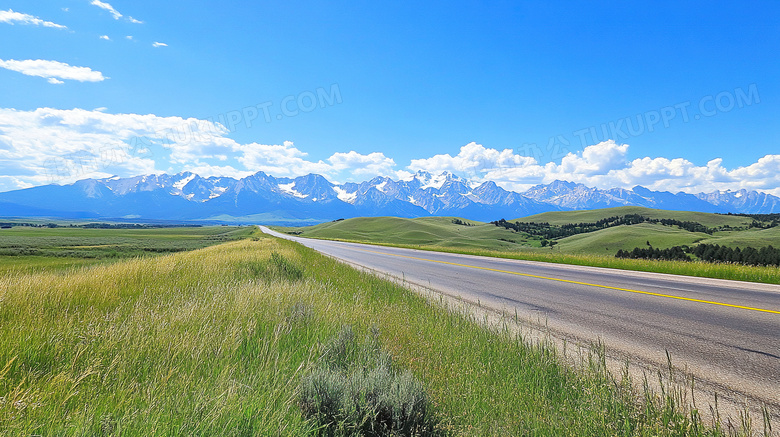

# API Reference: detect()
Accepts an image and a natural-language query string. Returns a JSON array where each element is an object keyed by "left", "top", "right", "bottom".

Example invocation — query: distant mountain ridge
[{"left": 0, "top": 171, "right": 778, "bottom": 225}]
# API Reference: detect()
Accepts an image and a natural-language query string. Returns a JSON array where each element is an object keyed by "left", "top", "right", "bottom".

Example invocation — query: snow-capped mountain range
[{"left": 0, "top": 171, "right": 778, "bottom": 225}]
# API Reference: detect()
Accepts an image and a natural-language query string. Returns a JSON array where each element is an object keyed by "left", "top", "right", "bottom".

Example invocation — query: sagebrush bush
[{"left": 298, "top": 327, "right": 437, "bottom": 436}]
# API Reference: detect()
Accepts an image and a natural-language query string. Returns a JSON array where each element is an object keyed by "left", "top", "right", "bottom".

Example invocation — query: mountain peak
[{"left": 1, "top": 172, "right": 779, "bottom": 223}]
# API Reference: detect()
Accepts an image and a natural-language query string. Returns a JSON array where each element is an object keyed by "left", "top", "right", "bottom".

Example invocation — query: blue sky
[{"left": 1, "top": 1, "right": 779, "bottom": 195}]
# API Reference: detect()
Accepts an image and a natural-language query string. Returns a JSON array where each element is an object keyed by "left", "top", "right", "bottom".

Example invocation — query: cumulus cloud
[
  {"left": 409, "top": 142, "right": 537, "bottom": 180},
  {"left": 328, "top": 151, "right": 396, "bottom": 177},
  {"left": 0, "top": 107, "right": 407, "bottom": 192},
  {"left": 235, "top": 141, "right": 331, "bottom": 177},
  {"left": 128, "top": 16, "right": 143, "bottom": 24},
  {"left": 0, "top": 9, "right": 67, "bottom": 28},
  {"left": 90, "top": 0, "right": 122, "bottom": 20},
  {"left": 1, "top": 106, "right": 777, "bottom": 196},
  {"left": 0, "top": 108, "right": 160, "bottom": 191},
  {"left": 0, "top": 59, "right": 106, "bottom": 83},
  {"left": 99, "top": 35, "right": 110, "bottom": 40},
  {"left": 152, "top": 42, "right": 168, "bottom": 48},
  {"left": 407, "top": 140, "right": 780, "bottom": 196}
]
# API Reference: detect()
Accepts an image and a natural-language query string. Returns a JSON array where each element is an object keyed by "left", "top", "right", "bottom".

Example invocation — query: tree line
[
  {"left": 616, "top": 243, "right": 780, "bottom": 267},
  {"left": 491, "top": 214, "right": 716, "bottom": 240},
  {"left": 720, "top": 212, "right": 780, "bottom": 229}
]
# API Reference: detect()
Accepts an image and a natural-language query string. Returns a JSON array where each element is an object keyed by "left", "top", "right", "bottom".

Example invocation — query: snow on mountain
[
  {"left": 695, "top": 189, "right": 780, "bottom": 213},
  {"left": 278, "top": 182, "right": 307, "bottom": 198},
  {"left": 1, "top": 171, "right": 778, "bottom": 224},
  {"left": 333, "top": 186, "right": 357, "bottom": 203},
  {"left": 172, "top": 173, "right": 197, "bottom": 191},
  {"left": 523, "top": 180, "right": 635, "bottom": 210}
]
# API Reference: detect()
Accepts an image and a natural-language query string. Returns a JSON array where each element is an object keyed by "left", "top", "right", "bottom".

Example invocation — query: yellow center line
[{"left": 355, "top": 247, "right": 780, "bottom": 315}]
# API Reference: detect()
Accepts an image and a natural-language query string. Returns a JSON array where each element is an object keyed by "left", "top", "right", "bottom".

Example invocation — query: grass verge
[{"left": 0, "top": 230, "right": 750, "bottom": 435}]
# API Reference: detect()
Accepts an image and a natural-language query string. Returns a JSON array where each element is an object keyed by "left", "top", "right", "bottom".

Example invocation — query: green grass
[
  {"left": 0, "top": 229, "right": 741, "bottom": 435},
  {"left": 0, "top": 226, "right": 253, "bottom": 274}
]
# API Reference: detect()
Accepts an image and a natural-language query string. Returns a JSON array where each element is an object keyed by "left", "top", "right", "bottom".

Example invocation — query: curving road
[{"left": 261, "top": 227, "right": 780, "bottom": 408}]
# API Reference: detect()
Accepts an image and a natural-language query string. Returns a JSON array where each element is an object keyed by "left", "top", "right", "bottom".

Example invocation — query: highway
[{"left": 260, "top": 227, "right": 780, "bottom": 408}]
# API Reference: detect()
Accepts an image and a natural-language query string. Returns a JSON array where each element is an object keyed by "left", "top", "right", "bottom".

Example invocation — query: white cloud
[
  {"left": 1, "top": 107, "right": 777, "bottom": 197},
  {"left": 0, "top": 59, "right": 106, "bottom": 83},
  {"left": 125, "top": 35, "right": 133, "bottom": 40},
  {"left": 90, "top": 0, "right": 122, "bottom": 20},
  {"left": 185, "top": 163, "right": 253, "bottom": 180},
  {"left": 47, "top": 78, "right": 64, "bottom": 85},
  {"left": 128, "top": 16, "right": 143, "bottom": 24},
  {"left": 409, "top": 142, "right": 537, "bottom": 180},
  {"left": 99, "top": 35, "right": 110, "bottom": 40},
  {"left": 236, "top": 141, "right": 332, "bottom": 177},
  {"left": 0, "top": 108, "right": 164, "bottom": 191},
  {"left": 0, "top": 9, "right": 67, "bottom": 29},
  {"left": 152, "top": 42, "right": 168, "bottom": 48},
  {"left": 407, "top": 140, "right": 780, "bottom": 196},
  {"left": 0, "top": 108, "right": 380, "bottom": 191},
  {"left": 328, "top": 151, "right": 396, "bottom": 177}
]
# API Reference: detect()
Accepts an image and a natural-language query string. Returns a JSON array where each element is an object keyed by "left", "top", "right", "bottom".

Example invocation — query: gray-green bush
[{"left": 298, "top": 327, "right": 437, "bottom": 436}]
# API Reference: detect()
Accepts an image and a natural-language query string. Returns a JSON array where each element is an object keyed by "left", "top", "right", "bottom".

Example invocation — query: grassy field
[
  {"left": 0, "top": 227, "right": 743, "bottom": 435},
  {"left": 277, "top": 209, "right": 780, "bottom": 284},
  {"left": 0, "top": 226, "right": 253, "bottom": 274}
]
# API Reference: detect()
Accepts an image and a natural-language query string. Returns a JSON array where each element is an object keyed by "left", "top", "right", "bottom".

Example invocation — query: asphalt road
[{"left": 261, "top": 227, "right": 780, "bottom": 407}]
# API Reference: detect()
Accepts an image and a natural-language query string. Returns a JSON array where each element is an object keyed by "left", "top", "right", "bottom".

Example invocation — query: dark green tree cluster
[
  {"left": 0, "top": 222, "right": 60, "bottom": 228},
  {"left": 616, "top": 243, "right": 780, "bottom": 267},
  {"left": 491, "top": 214, "right": 650, "bottom": 239},
  {"left": 691, "top": 243, "right": 780, "bottom": 267},
  {"left": 749, "top": 219, "right": 780, "bottom": 229},
  {"left": 721, "top": 212, "right": 780, "bottom": 229},
  {"left": 81, "top": 223, "right": 200, "bottom": 229},
  {"left": 492, "top": 214, "right": 718, "bottom": 242},
  {"left": 615, "top": 246, "right": 690, "bottom": 261},
  {"left": 451, "top": 218, "right": 473, "bottom": 226},
  {"left": 655, "top": 218, "right": 713, "bottom": 234}
]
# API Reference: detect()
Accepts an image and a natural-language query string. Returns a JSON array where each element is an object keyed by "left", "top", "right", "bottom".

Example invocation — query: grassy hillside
[
  {"left": 0, "top": 229, "right": 736, "bottom": 435},
  {"left": 279, "top": 216, "right": 535, "bottom": 250},
  {"left": 705, "top": 226, "right": 780, "bottom": 247},
  {"left": 552, "top": 223, "right": 710, "bottom": 255},
  {"left": 517, "top": 206, "right": 752, "bottom": 228}
]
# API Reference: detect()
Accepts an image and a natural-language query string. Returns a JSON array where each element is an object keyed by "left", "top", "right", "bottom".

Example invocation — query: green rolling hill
[
  {"left": 515, "top": 206, "right": 753, "bottom": 228},
  {"left": 278, "top": 216, "right": 531, "bottom": 250},
  {"left": 552, "top": 222, "right": 710, "bottom": 255},
  {"left": 278, "top": 207, "right": 779, "bottom": 255}
]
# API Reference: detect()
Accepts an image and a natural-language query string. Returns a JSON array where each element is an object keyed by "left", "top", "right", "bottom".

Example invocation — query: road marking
[{"left": 355, "top": 247, "right": 780, "bottom": 315}]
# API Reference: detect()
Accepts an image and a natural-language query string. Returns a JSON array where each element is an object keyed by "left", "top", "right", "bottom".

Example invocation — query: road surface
[{"left": 261, "top": 227, "right": 780, "bottom": 409}]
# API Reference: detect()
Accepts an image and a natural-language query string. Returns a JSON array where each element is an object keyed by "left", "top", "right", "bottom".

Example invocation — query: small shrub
[
  {"left": 240, "top": 252, "right": 304, "bottom": 282},
  {"left": 298, "top": 327, "right": 437, "bottom": 436}
]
